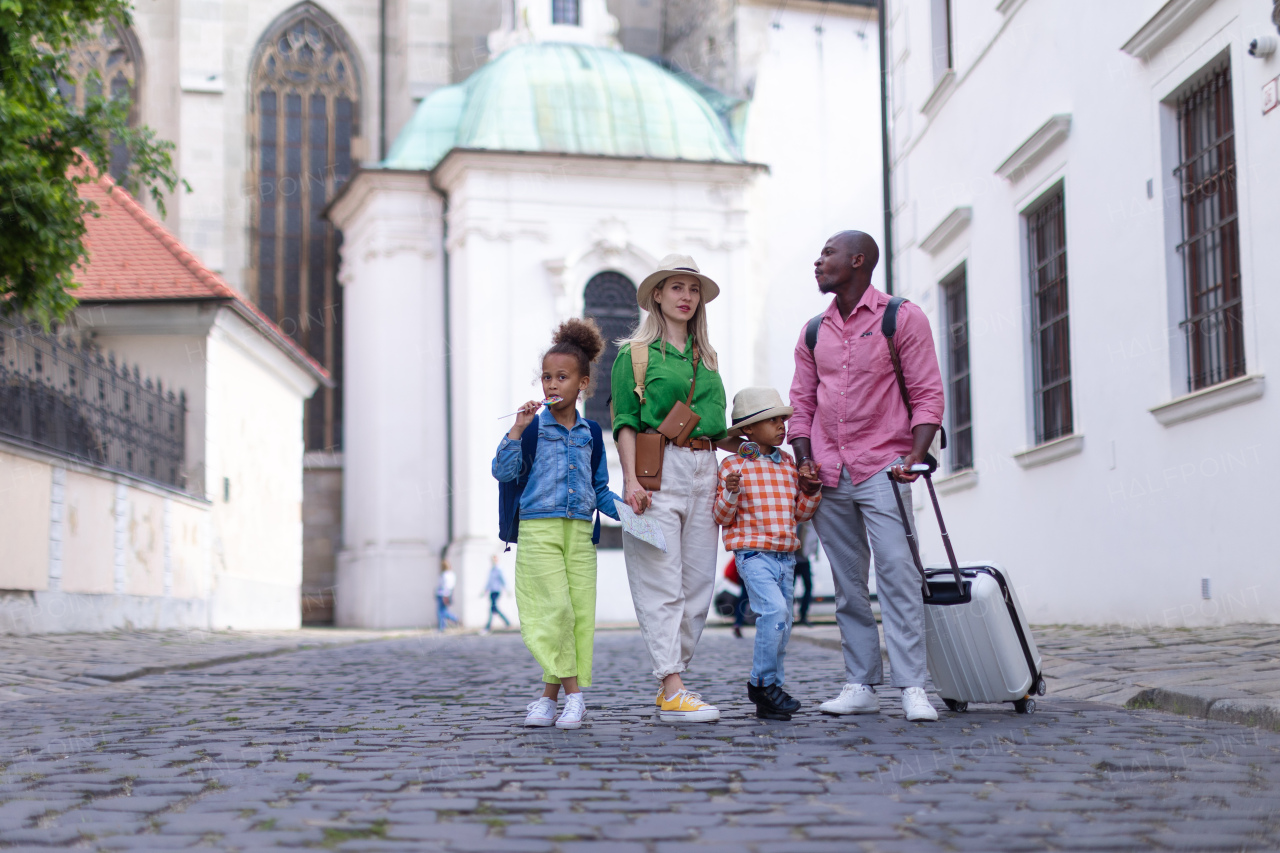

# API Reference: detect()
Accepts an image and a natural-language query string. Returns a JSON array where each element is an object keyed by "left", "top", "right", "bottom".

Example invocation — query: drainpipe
[
  {"left": 878, "top": 0, "right": 894, "bottom": 295},
  {"left": 379, "top": 0, "right": 388, "bottom": 159},
  {"left": 428, "top": 172, "right": 454, "bottom": 552}
]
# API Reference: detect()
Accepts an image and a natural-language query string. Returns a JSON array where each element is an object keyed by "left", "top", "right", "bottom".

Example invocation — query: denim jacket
[{"left": 492, "top": 409, "right": 621, "bottom": 523}]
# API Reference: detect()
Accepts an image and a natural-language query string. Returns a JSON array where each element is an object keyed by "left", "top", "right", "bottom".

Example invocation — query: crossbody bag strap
[{"left": 685, "top": 345, "right": 701, "bottom": 406}]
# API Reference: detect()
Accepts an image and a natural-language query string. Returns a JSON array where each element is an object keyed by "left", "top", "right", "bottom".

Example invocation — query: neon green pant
[{"left": 515, "top": 518, "right": 597, "bottom": 686}]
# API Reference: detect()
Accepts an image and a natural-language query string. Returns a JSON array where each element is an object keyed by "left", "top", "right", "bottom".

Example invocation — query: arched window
[
  {"left": 583, "top": 271, "right": 638, "bottom": 427},
  {"left": 249, "top": 4, "right": 361, "bottom": 451},
  {"left": 58, "top": 21, "right": 140, "bottom": 182}
]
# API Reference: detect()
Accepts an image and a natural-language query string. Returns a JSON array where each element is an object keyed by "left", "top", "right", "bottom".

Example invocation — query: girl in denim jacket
[{"left": 492, "top": 319, "right": 621, "bottom": 729}]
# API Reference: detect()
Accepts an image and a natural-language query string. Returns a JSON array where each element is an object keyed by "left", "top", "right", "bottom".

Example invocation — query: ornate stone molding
[
  {"left": 1149, "top": 374, "right": 1265, "bottom": 427},
  {"left": 934, "top": 468, "right": 978, "bottom": 495},
  {"left": 920, "top": 207, "right": 972, "bottom": 256},
  {"left": 996, "top": 114, "right": 1071, "bottom": 182},
  {"left": 1121, "top": 0, "right": 1218, "bottom": 61},
  {"left": 921, "top": 69, "right": 957, "bottom": 119}
]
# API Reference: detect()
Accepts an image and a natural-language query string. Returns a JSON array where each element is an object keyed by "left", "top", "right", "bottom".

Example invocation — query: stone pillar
[{"left": 328, "top": 171, "right": 447, "bottom": 628}]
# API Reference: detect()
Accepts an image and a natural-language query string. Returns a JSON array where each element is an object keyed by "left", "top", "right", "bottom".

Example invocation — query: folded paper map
[{"left": 615, "top": 501, "right": 667, "bottom": 552}]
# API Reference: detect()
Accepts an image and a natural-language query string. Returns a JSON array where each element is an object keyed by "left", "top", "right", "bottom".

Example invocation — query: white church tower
[{"left": 328, "top": 0, "right": 760, "bottom": 628}]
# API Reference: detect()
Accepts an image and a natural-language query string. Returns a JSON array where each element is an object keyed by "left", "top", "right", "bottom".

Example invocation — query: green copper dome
[{"left": 383, "top": 43, "right": 744, "bottom": 170}]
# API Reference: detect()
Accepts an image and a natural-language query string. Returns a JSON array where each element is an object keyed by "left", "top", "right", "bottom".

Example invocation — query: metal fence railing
[{"left": 0, "top": 320, "right": 187, "bottom": 490}]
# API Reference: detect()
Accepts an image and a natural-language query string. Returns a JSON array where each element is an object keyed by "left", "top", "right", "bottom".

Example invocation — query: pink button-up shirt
[{"left": 789, "top": 287, "right": 945, "bottom": 488}]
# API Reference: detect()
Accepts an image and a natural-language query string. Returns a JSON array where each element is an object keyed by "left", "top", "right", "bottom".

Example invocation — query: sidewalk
[
  {"left": 790, "top": 621, "right": 1280, "bottom": 732},
  {"left": 0, "top": 627, "right": 427, "bottom": 705}
]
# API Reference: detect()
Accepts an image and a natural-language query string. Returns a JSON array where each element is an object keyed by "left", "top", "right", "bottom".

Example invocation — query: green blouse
[{"left": 610, "top": 336, "right": 728, "bottom": 442}]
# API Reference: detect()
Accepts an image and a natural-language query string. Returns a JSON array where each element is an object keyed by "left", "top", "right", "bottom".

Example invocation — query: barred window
[
  {"left": 582, "top": 271, "right": 638, "bottom": 428},
  {"left": 553, "top": 0, "right": 581, "bottom": 26},
  {"left": 249, "top": 7, "right": 360, "bottom": 451},
  {"left": 942, "top": 266, "right": 972, "bottom": 471},
  {"left": 1176, "top": 62, "right": 1244, "bottom": 392},
  {"left": 58, "top": 21, "right": 140, "bottom": 182},
  {"left": 1027, "top": 187, "right": 1073, "bottom": 445}
]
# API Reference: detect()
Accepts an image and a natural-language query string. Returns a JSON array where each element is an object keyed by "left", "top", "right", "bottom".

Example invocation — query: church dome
[{"left": 383, "top": 43, "right": 743, "bottom": 170}]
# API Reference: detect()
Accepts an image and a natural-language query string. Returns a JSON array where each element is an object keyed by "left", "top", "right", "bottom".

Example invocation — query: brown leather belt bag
[{"left": 632, "top": 345, "right": 702, "bottom": 491}]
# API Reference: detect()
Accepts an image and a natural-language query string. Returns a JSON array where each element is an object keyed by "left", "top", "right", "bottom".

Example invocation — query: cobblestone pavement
[
  {"left": 792, "top": 622, "right": 1280, "bottom": 731},
  {"left": 3, "top": 630, "right": 1280, "bottom": 852},
  {"left": 0, "top": 630, "right": 423, "bottom": 705}
]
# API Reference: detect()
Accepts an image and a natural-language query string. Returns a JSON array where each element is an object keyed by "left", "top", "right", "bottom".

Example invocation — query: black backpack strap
[
  {"left": 587, "top": 419, "right": 604, "bottom": 546},
  {"left": 804, "top": 313, "right": 824, "bottom": 353},
  {"left": 880, "top": 296, "right": 947, "bottom": 450}
]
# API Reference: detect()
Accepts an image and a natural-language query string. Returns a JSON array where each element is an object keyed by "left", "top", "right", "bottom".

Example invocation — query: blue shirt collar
[
  {"left": 539, "top": 406, "right": 584, "bottom": 432},
  {"left": 762, "top": 446, "right": 783, "bottom": 463}
]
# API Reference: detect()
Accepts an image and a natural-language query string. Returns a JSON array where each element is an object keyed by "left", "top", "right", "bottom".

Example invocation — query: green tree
[{"left": 0, "top": 0, "right": 184, "bottom": 326}]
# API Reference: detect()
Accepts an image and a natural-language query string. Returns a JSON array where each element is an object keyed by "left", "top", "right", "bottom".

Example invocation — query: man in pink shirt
[{"left": 789, "top": 231, "right": 945, "bottom": 723}]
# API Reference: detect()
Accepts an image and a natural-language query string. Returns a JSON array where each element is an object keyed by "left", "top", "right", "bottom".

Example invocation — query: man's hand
[
  {"left": 890, "top": 424, "right": 940, "bottom": 483},
  {"left": 890, "top": 452, "right": 927, "bottom": 483},
  {"left": 797, "top": 459, "right": 822, "bottom": 495},
  {"left": 724, "top": 469, "right": 741, "bottom": 494}
]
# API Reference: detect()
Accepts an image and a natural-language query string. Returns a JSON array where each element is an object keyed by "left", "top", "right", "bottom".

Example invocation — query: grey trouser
[
  {"left": 623, "top": 445, "right": 719, "bottom": 680},
  {"left": 810, "top": 463, "right": 927, "bottom": 688}
]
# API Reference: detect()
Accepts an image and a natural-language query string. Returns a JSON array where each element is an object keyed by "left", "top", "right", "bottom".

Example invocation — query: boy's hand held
[{"left": 797, "top": 460, "right": 822, "bottom": 495}]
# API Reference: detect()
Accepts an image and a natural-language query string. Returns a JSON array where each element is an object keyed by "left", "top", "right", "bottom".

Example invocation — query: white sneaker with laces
[
  {"left": 523, "top": 697, "right": 556, "bottom": 727},
  {"left": 902, "top": 687, "right": 939, "bottom": 721},
  {"left": 818, "top": 683, "right": 879, "bottom": 715},
  {"left": 556, "top": 693, "right": 586, "bottom": 729}
]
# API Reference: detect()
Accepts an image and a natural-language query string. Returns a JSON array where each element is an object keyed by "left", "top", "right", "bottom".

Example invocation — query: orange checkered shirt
[{"left": 713, "top": 449, "right": 821, "bottom": 553}]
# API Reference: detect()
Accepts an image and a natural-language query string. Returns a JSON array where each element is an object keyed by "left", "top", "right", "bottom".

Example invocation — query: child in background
[
  {"left": 492, "top": 319, "right": 621, "bottom": 730},
  {"left": 713, "top": 387, "right": 823, "bottom": 720},
  {"left": 435, "top": 562, "right": 460, "bottom": 632},
  {"left": 482, "top": 557, "right": 511, "bottom": 633}
]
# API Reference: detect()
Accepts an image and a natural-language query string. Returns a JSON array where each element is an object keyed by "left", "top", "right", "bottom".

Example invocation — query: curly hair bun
[{"left": 552, "top": 317, "right": 606, "bottom": 365}]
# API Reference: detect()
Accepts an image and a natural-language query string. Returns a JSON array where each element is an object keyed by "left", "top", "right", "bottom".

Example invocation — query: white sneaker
[
  {"left": 523, "top": 697, "right": 556, "bottom": 727},
  {"left": 902, "top": 687, "right": 939, "bottom": 722},
  {"left": 556, "top": 693, "right": 586, "bottom": 729},
  {"left": 818, "top": 683, "right": 879, "bottom": 715}
]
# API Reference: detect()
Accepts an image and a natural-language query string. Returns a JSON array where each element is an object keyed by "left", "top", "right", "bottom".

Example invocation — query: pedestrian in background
[
  {"left": 492, "top": 319, "right": 621, "bottom": 730},
  {"left": 482, "top": 557, "right": 511, "bottom": 633},
  {"left": 724, "top": 555, "right": 751, "bottom": 639},
  {"left": 436, "top": 562, "right": 460, "bottom": 632},
  {"left": 794, "top": 521, "right": 818, "bottom": 626}
]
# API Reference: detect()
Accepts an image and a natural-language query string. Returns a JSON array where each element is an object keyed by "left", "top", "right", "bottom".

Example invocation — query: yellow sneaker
[
  {"left": 655, "top": 687, "right": 665, "bottom": 707},
  {"left": 659, "top": 689, "right": 720, "bottom": 723}
]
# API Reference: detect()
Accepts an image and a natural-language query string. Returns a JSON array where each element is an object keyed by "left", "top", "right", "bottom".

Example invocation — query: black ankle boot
[
  {"left": 765, "top": 683, "right": 801, "bottom": 713},
  {"left": 750, "top": 682, "right": 792, "bottom": 721}
]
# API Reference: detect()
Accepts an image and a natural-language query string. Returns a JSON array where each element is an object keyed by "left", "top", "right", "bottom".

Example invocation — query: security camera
[{"left": 1249, "top": 36, "right": 1277, "bottom": 58}]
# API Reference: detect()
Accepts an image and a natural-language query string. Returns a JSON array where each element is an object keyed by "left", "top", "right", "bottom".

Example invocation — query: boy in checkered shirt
[{"left": 714, "top": 387, "right": 823, "bottom": 720}]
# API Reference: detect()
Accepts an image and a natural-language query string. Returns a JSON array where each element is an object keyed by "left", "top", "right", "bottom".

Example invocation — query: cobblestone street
[{"left": 3, "top": 630, "right": 1280, "bottom": 852}]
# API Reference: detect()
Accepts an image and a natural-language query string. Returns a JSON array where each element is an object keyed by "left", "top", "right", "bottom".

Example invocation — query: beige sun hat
[
  {"left": 728, "top": 387, "right": 794, "bottom": 437},
  {"left": 636, "top": 253, "right": 721, "bottom": 307}
]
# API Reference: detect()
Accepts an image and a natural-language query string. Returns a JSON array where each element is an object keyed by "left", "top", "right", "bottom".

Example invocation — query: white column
[{"left": 329, "top": 171, "right": 447, "bottom": 628}]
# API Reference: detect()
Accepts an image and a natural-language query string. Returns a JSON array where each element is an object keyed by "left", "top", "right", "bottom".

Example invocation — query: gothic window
[
  {"left": 249, "top": 6, "right": 361, "bottom": 451},
  {"left": 582, "top": 272, "right": 638, "bottom": 427},
  {"left": 58, "top": 21, "right": 140, "bottom": 182}
]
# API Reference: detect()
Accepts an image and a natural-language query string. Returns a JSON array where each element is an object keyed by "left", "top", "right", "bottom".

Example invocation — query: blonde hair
[{"left": 618, "top": 277, "right": 720, "bottom": 371}]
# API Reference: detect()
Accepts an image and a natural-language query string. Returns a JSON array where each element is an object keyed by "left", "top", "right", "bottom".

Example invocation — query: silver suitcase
[{"left": 889, "top": 463, "right": 1046, "bottom": 714}]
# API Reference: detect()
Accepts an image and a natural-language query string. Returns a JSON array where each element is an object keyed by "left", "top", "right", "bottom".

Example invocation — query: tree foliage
[{"left": 0, "top": 0, "right": 184, "bottom": 326}]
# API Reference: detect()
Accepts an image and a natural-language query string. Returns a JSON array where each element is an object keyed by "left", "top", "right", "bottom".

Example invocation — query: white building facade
[{"left": 885, "top": 0, "right": 1280, "bottom": 626}]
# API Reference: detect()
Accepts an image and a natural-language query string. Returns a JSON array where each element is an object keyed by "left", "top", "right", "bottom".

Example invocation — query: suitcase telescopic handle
[{"left": 887, "top": 454, "right": 966, "bottom": 592}]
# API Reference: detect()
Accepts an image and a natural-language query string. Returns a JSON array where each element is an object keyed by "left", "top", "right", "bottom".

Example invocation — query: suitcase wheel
[
  {"left": 1014, "top": 698, "right": 1036, "bottom": 715},
  {"left": 943, "top": 698, "right": 968, "bottom": 713},
  {"left": 1035, "top": 678, "right": 1047, "bottom": 696}
]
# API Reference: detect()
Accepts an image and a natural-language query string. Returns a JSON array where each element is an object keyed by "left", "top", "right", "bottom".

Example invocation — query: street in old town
[{"left": 3, "top": 626, "right": 1280, "bottom": 852}]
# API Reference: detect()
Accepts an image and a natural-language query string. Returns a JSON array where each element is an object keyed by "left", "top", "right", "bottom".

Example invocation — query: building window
[
  {"left": 942, "top": 266, "right": 972, "bottom": 471},
  {"left": 1027, "top": 187, "right": 1072, "bottom": 445},
  {"left": 1175, "top": 62, "right": 1244, "bottom": 392},
  {"left": 249, "top": 7, "right": 361, "bottom": 451},
  {"left": 553, "top": 0, "right": 580, "bottom": 26},
  {"left": 58, "top": 21, "right": 140, "bottom": 183},
  {"left": 582, "top": 271, "right": 638, "bottom": 428},
  {"left": 930, "top": 0, "right": 953, "bottom": 85}
]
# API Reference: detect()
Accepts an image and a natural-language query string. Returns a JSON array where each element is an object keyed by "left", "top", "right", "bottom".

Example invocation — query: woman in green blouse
[{"left": 612, "top": 253, "right": 728, "bottom": 723}]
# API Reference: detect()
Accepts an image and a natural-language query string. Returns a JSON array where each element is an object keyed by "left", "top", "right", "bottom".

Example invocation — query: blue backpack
[{"left": 498, "top": 418, "right": 605, "bottom": 549}]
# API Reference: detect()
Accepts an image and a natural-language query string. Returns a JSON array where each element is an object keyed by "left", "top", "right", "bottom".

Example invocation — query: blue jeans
[
  {"left": 436, "top": 594, "right": 459, "bottom": 631},
  {"left": 736, "top": 550, "right": 796, "bottom": 687}
]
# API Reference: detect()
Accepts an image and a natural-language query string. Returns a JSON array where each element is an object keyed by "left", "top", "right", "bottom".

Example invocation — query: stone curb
[{"left": 1125, "top": 688, "right": 1280, "bottom": 733}]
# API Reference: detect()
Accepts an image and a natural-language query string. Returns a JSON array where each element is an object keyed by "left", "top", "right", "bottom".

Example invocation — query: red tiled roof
[{"left": 75, "top": 172, "right": 331, "bottom": 385}]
